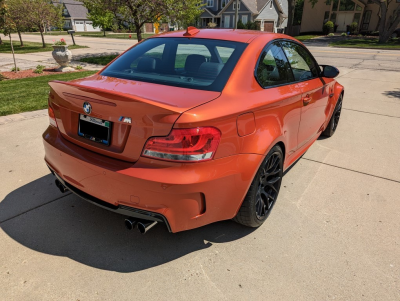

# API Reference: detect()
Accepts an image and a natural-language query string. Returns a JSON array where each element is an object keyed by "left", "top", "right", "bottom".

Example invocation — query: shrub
[
  {"left": 341, "top": 32, "right": 347, "bottom": 36},
  {"left": 323, "top": 21, "right": 334, "bottom": 35},
  {"left": 11, "top": 66, "right": 20, "bottom": 72},
  {"left": 207, "top": 22, "right": 217, "bottom": 28},
  {"left": 350, "top": 22, "right": 358, "bottom": 34},
  {"left": 328, "top": 33, "right": 335, "bottom": 36},
  {"left": 75, "top": 65, "right": 83, "bottom": 70},
  {"left": 237, "top": 19, "right": 245, "bottom": 29},
  {"left": 33, "top": 65, "right": 45, "bottom": 74}
]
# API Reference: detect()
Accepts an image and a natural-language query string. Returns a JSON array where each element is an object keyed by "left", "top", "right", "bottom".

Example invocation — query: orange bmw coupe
[{"left": 43, "top": 28, "right": 343, "bottom": 234}]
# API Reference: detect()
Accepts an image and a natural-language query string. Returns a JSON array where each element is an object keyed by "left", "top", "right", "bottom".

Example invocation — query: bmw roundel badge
[{"left": 83, "top": 102, "right": 92, "bottom": 115}]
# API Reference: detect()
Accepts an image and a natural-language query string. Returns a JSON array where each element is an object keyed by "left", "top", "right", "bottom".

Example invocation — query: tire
[
  {"left": 233, "top": 145, "right": 283, "bottom": 228},
  {"left": 322, "top": 94, "right": 343, "bottom": 137}
]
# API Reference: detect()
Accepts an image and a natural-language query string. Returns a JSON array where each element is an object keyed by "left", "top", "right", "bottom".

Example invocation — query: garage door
[
  {"left": 85, "top": 21, "right": 98, "bottom": 32},
  {"left": 75, "top": 21, "right": 84, "bottom": 32},
  {"left": 264, "top": 21, "right": 274, "bottom": 32}
]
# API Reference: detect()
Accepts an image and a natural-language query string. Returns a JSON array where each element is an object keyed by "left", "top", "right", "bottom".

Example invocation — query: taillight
[
  {"left": 142, "top": 127, "right": 221, "bottom": 162},
  {"left": 48, "top": 105, "right": 57, "bottom": 127}
]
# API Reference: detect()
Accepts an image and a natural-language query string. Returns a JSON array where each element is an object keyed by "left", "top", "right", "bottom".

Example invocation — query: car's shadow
[{"left": 0, "top": 175, "right": 256, "bottom": 273}]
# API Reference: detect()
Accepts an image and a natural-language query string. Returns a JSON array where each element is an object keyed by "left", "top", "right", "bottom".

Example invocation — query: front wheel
[
  {"left": 322, "top": 94, "right": 343, "bottom": 137},
  {"left": 233, "top": 145, "right": 283, "bottom": 228}
]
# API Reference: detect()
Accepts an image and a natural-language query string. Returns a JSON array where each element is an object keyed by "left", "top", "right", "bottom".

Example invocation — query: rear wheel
[
  {"left": 233, "top": 145, "right": 283, "bottom": 227},
  {"left": 322, "top": 94, "right": 343, "bottom": 137}
]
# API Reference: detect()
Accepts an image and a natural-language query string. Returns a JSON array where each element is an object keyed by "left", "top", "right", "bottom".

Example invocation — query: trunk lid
[{"left": 49, "top": 74, "right": 220, "bottom": 162}]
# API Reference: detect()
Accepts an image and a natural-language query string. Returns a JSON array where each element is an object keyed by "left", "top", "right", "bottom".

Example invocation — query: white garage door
[
  {"left": 75, "top": 21, "right": 84, "bottom": 31},
  {"left": 85, "top": 21, "right": 99, "bottom": 32}
]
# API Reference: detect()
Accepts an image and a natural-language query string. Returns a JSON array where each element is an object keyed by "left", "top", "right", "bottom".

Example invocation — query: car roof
[{"left": 151, "top": 28, "right": 286, "bottom": 44}]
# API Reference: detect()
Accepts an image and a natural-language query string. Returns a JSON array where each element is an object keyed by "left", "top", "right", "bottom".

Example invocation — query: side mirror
[{"left": 320, "top": 65, "right": 339, "bottom": 78}]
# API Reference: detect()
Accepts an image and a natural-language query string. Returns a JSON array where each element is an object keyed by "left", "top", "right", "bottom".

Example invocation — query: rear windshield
[{"left": 101, "top": 38, "right": 247, "bottom": 92}]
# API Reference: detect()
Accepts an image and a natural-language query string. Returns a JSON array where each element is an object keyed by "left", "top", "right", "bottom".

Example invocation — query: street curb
[
  {"left": 328, "top": 45, "right": 400, "bottom": 51},
  {"left": 0, "top": 109, "right": 48, "bottom": 126}
]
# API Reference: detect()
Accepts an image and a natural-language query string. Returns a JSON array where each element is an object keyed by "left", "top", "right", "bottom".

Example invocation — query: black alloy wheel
[
  {"left": 332, "top": 97, "right": 342, "bottom": 133},
  {"left": 234, "top": 145, "right": 283, "bottom": 227},
  {"left": 255, "top": 153, "right": 282, "bottom": 220},
  {"left": 322, "top": 94, "right": 343, "bottom": 137}
]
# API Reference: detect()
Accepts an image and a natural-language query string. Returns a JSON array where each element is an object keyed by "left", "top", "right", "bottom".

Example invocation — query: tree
[
  {"left": 29, "top": 0, "right": 63, "bottom": 48},
  {"left": 8, "top": 0, "right": 30, "bottom": 46},
  {"left": 287, "top": 0, "right": 296, "bottom": 35},
  {"left": 0, "top": 0, "right": 5, "bottom": 44},
  {"left": 80, "top": 0, "right": 114, "bottom": 36},
  {"left": 371, "top": 0, "right": 400, "bottom": 43},
  {"left": 167, "top": 0, "right": 203, "bottom": 29},
  {"left": 0, "top": 1, "right": 18, "bottom": 71},
  {"left": 84, "top": 0, "right": 203, "bottom": 42}
]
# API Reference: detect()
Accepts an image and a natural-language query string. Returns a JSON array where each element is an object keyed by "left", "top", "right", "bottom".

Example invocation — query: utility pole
[{"left": 235, "top": 0, "right": 239, "bottom": 29}]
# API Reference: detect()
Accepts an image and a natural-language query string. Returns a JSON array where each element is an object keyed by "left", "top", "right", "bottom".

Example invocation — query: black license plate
[{"left": 78, "top": 114, "right": 112, "bottom": 145}]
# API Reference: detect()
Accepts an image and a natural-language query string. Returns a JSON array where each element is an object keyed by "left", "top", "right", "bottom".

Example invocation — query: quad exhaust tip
[{"left": 124, "top": 218, "right": 157, "bottom": 234}]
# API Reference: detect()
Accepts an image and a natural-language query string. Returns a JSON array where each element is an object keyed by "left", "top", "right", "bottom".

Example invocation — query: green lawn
[
  {"left": 0, "top": 40, "right": 87, "bottom": 54},
  {"left": 28, "top": 31, "right": 70, "bottom": 35},
  {"left": 80, "top": 53, "right": 229, "bottom": 67},
  {"left": 329, "top": 38, "right": 400, "bottom": 49},
  {"left": 80, "top": 55, "right": 119, "bottom": 65},
  {"left": 294, "top": 35, "right": 322, "bottom": 41},
  {"left": 77, "top": 32, "right": 154, "bottom": 39},
  {"left": 0, "top": 71, "right": 96, "bottom": 116}
]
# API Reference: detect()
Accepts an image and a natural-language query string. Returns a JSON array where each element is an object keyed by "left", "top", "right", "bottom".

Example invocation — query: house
[
  {"left": 52, "top": 0, "right": 100, "bottom": 32},
  {"left": 300, "top": 0, "right": 400, "bottom": 34},
  {"left": 200, "top": 0, "right": 288, "bottom": 32}
]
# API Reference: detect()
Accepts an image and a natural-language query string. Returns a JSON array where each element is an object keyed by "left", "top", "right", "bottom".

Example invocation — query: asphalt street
[{"left": 0, "top": 34, "right": 400, "bottom": 300}]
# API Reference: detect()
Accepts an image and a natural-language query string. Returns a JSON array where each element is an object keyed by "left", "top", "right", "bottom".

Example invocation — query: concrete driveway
[{"left": 0, "top": 39, "right": 400, "bottom": 300}]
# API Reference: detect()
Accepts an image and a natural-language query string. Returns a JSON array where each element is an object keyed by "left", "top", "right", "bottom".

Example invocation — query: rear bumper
[{"left": 43, "top": 126, "right": 263, "bottom": 233}]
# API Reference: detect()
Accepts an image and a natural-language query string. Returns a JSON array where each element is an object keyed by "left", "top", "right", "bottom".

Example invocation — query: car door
[
  {"left": 280, "top": 41, "right": 329, "bottom": 149},
  {"left": 254, "top": 41, "right": 302, "bottom": 159}
]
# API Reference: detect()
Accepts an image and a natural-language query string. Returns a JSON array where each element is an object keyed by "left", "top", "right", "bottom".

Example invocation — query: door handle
[{"left": 303, "top": 95, "right": 311, "bottom": 105}]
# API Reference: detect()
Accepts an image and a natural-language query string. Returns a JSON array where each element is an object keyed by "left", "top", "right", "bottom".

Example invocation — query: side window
[
  {"left": 280, "top": 41, "right": 319, "bottom": 81},
  {"left": 256, "top": 42, "right": 294, "bottom": 88}
]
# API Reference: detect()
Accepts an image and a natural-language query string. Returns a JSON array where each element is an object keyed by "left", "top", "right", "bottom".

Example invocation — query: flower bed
[{"left": 0, "top": 68, "right": 87, "bottom": 80}]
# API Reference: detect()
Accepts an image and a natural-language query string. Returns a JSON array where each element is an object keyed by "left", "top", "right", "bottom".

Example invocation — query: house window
[
  {"left": 233, "top": 1, "right": 241, "bottom": 10},
  {"left": 221, "top": 0, "right": 228, "bottom": 8},
  {"left": 330, "top": 12, "right": 337, "bottom": 23},
  {"left": 332, "top": 0, "right": 339, "bottom": 11},
  {"left": 339, "top": 0, "right": 355, "bottom": 11},
  {"left": 353, "top": 13, "right": 361, "bottom": 24},
  {"left": 206, "top": 0, "right": 214, "bottom": 7},
  {"left": 242, "top": 15, "right": 248, "bottom": 24},
  {"left": 356, "top": 4, "right": 362, "bottom": 11},
  {"left": 325, "top": 0, "right": 332, "bottom": 5}
]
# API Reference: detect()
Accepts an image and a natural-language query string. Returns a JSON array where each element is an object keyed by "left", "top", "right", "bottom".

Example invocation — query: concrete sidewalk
[{"left": 0, "top": 33, "right": 135, "bottom": 72}]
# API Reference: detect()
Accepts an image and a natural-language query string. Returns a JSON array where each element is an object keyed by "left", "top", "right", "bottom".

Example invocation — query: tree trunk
[
  {"left": 0, "top": 36, "right": 2, "bottom": 45},
  {"left": 286, "top": 0, "right": 296, "bottom": 36},
  {"left": 103, "top": 29, "right": 106, "bottom": 37},
  {"left": 135, "top": 22, "right": 143, "bottom": 42},
  {"left": 17, "top": 30, "right": 24, "bottom": 47},
  {"left": 9, "top": 35, "right": 18, "bottom": 73},
  {"left": 380, "top": 6, "right": 400, "bottom": 43},
  {"left": 40, "top": 29, "right": 46, "bottom": 48},
  {"left": 378, "top": 1, "right": 387, "bottom": 43}
]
